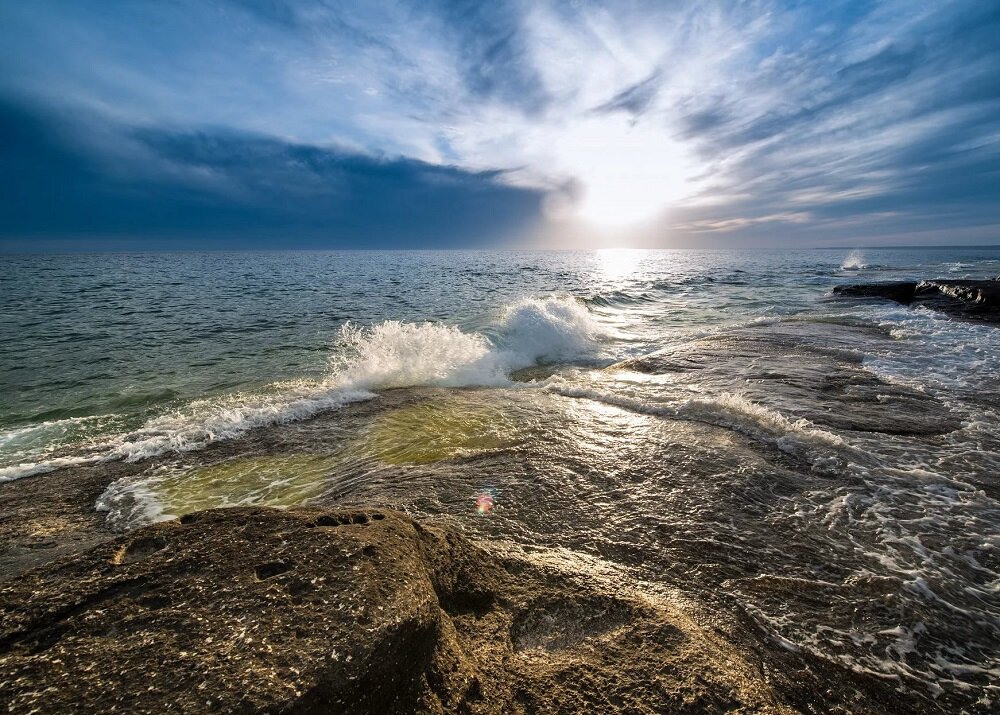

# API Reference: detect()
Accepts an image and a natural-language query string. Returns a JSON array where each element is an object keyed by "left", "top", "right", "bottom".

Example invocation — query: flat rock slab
[
  {"left": 0, "top": 506, "right": 796, "bottom": 714},
  {"left": 0, "top": 461, "right": 120, "bottom": 582},
  {"left": 833, "top": 279, "right": 1000, "bottom": 322},
  {"left": 613, "top": 321, "right": 961, "bottom": 436}
]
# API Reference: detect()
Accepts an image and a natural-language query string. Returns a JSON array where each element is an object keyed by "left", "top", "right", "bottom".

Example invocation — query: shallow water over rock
[
  {"left": 79, "top": 317, "right": 999, "bottom": 712},
  {"left": 4, "top": 249, "right": 1000, "bottom": 712}
]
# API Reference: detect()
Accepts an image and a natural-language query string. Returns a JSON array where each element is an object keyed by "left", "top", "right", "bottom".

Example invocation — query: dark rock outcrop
[
  {"left": 833, "top": 278, "right": 1000, "bottom": 321},
  {"left": 0, "top": 506, "right": 795, "bottom": 714}
]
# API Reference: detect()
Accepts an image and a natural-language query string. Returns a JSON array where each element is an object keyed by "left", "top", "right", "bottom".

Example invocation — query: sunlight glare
[
  {"left": 555, "top": 116, "right": 696, "bottom": 228},
  {"left": 596, "top": 247, "right": 644, "bottom": 279}
]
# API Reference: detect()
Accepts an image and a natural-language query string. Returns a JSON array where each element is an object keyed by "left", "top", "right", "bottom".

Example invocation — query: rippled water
[{"left": 2, "top": 247, "right": 1000, "bottom": 709}]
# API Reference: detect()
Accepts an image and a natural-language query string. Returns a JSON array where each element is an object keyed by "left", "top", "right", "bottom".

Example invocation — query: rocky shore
[
  {"left": 833, "top": 278, "right": 1000, "bottom": 321},
  {"left": 0, "top": 505, "right": 797, "bottom": 714},
  {"left": 1, "top": 316, "right": 989, "bottom": 713},
  {"left": 0, "top": 498, "right": 933, "bottom": 714}
]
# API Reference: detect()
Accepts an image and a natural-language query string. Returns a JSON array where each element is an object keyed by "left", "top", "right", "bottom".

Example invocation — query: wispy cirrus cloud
[{"left": 1, "top": 0, "right": 998, "bottom": 248}]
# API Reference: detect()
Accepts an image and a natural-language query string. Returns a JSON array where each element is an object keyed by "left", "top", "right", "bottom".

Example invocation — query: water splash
[
  {"left": 2, "top": 296, "right": 604, "bottom": 482},
  {"left": 841, "top": 250, "right": 869, "bottom": 270}
]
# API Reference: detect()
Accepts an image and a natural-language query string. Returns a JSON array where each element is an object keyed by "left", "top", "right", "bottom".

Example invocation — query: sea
[{"left": 1, "top": 247, "right": 999, "bottom": 709}]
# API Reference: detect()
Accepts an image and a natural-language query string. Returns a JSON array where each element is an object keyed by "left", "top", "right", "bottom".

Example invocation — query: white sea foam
[
  {"left": 332, "top": 320, "right": 505, "bottom": 389},
  {"left": 2, "top": 296, "right": 603, "bottom": 482},
  {"left": 861, "top": 303, "right": 1000, "bottom": 392},
  {"left": 1, "top": 385, "right": 374, "bottom": 483},
  {"left": 328, "top": 295, "right": 605, "bottom": 390},
  {"left": 0, "top": 415, "right": 128, "bottom": 482},
  {"left": 494, "top": 295, "right": 606, "bottom": 364},
  {"left": 743, "top": 466, "right": 1000, "bottom": 697},
  {"left": 0, "top": 455, "right": 108, "bottom": 483},
  {"left": 0, "top": 414, "right": 122, "bottom": 451}
]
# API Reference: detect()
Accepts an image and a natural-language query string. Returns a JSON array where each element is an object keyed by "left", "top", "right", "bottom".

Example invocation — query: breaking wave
[{"left": 1, "top": 296, "right": 604, "bottom": 482}]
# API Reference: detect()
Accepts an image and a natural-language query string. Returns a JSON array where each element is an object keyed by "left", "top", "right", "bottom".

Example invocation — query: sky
[{"left": 1, "top": 0, "right": 998, "bottom": 251}]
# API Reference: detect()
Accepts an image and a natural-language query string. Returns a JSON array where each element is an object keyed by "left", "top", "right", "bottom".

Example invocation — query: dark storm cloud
[{"left": 0, "top": 100, "right": 544, "bottom": 250}]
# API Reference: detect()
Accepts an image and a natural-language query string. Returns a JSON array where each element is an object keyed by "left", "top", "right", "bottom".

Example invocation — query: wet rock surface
[
  {"left": 0, "top": 318, "right": 992, "bottom": 714},
  {"left": 0, "top": 506, "right": 802, "bottom": 714},
  {"left": 833, "top": 278, "right": 1000, "bottom": 321},
  {"left": 0, "top": 462, "right": 118, "bottom": 580},
  {"left": 614, "top": 321, "right": 961, "bottom": 436}
]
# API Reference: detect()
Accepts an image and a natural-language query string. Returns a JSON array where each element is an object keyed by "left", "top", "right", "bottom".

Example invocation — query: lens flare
[{"left": 474, "top": 490, "right": 495, "bottom": 515}]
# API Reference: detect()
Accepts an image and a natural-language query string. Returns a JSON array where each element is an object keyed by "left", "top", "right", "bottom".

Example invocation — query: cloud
[
  {"left": 0, "top": 100, "right": 544, "bottom": 249},
  {"left": 674, "top": 212, "right": 813, "bottom": 234},
  {"left": 0, "top": 0, "right": 998, "bottom": 247},
  {"left": 592, "top": 68, "right": 661, "bottom": 118}
]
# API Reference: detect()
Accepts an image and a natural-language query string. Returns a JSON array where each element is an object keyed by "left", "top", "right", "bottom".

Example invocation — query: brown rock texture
[{"left": 0, "top": 506, "right": 795, "bottom": 714}]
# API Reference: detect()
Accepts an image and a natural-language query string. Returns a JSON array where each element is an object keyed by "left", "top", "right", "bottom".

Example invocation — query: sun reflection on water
[{"left": 596, "top": 248, "right": 645, "bottom": 280}]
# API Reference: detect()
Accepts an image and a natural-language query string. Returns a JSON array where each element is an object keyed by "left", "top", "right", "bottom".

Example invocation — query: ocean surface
[{"left": 2, "top": 247, "right": 999, "bottom": 709}]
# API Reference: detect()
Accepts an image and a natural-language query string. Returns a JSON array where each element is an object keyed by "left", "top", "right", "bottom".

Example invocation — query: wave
[
  {"left": 861, "top": 302, "right": 1000, "bottom": 392},
  {"left": 0, "top": 296, "right": 605, "bottom": 482},
  {"left": 0, "top": 415, "right": 112, "bottom": 449},
  {"left": 495, "top": 295, "right": 606, "bottom": 364},
  {"left": 0, "top": 385, "right": 373, "bottom": 484},
  {"left": 944, "top": 261, "right": 978, "bottom": 275},
  {"left": 332, "top": 294, "right": 605, "bottom": 389},
  {"left": 585, "top": 290, "right": 658, "bottom": 308}
]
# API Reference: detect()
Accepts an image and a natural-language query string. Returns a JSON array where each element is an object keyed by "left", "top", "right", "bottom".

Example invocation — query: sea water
[{"left": 2, "top": 247, "right": 999, "bottom": 707}]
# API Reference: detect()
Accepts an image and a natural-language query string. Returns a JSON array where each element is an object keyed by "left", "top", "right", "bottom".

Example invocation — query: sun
[{"left": 550, "top": 116, "right": 697, "bottom": 228}]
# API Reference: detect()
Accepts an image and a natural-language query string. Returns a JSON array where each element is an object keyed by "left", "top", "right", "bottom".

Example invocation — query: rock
[
  {"left": 833, "top": 279, "right": 1000, "bottom": 322},
  {"left": 0, "top": 506, "right": 795, "bottom": 714},
  {"left": 0, "top": 461, "right": 117, "bottom": 581},
  {"left": 832, "top": 281, "right": 920, "bottom": 304},
  {"left": 924, "top": 279, "right": 1000, "bottom": 307},
  {"left": 613, "top": 321, "right": 961, "bottom": 436}
]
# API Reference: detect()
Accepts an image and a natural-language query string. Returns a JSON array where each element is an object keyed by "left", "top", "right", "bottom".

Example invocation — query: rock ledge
[
  {"left": 0, "top": 507, "right": 794, "bottom": 714},
  {"left": 833, "top": 278, "right": 1000, "bottom": 321}
]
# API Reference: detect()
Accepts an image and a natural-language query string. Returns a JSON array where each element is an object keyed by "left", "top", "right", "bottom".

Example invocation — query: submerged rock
[
  {"left": 833, "top": 278, "right": 1000, "bottom": 321},
  {"left": 0, "top": 506, "right": 795, "bottom": 714},
  {"left": 613, "top": 321, "right": 961, "bottom": 436}
]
